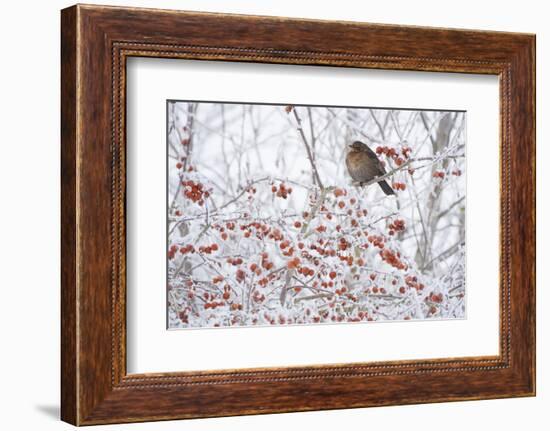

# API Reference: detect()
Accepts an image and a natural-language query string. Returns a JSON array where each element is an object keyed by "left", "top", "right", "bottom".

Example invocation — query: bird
[{"left": 345, "top": 140, "right": 395, "bottom": 196}]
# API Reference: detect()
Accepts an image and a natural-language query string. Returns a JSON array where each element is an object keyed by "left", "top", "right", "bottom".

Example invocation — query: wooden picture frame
[{"left": 61, "top": 4, "right": 536, "bottom": 425}]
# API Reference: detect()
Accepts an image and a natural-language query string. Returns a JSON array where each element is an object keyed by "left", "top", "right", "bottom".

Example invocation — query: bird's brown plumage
[{"left": 345, "top": 141, "right": 395, "bottom": 196}]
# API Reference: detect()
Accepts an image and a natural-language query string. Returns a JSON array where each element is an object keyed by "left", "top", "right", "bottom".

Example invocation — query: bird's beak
[{"left": 347, "top": 144, "right": 354, "bottom": 149}]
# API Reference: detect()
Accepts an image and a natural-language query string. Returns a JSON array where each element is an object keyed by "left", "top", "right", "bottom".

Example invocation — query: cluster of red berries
[
  {"left": 279, "top": 239, "right": 292, "bottom": 250},
  {"left": 203, "top": 299, "right": 225, "bottom": 310},
  {"left": 268, "top": 227, "right": 284, "bottom": 241},
  {"left": 226, "top": 257, "right": 244, "bottom": 266},
  {"left": 216, "top": 220, "right": 270, "bottom": 241},
  {"left": 371, "top": 286, "right": 388, "bottom": 294},
  {"left": 298, "top": 266, "right": 315, "bottom": 277},
  {"left": 175, "top": 154, "right": 188, "bottom": 169},
  {"left": 182, "top": 180, "right": 209, "bottom": 205},
  {"left": 428, "top": 292, "right": 444, "bottom": 303},
  {"left": 179, "top": 244, "right": 195, "bottom": 254},
  {"left": 405, "top": 275, "right": 425, "bottom": 290},
  {"left": 388, "top": 219, "right": 406, "bottom": 235},
  {"left": 222, "top": 285, "right": 232, "bottom": 300},
  {"left": 236, "top": 269, "right": 246, "bottom": 283},
  {"left": 238, "top": 221, "right": 261, "bottom": 231},
  {"left": 333, "top": 188, "right": 347, "bottom": 198},
  {"left": 376, "top": 145, "right": 411, "bottom": 166},
  {"left": 338, "top": 237, "right": 350, "bottom": 251},
  {"left": 349, "top": 210, "right": 366, "bottom": 221},
  {"left": 301, "top": 250, "right": 322, "bottom": 266},
  {"left": 318, "top": 310, "right": 331, "bottom": 321},
  {"left": 334, "top": 286, "right": 349, "bottom": 296},
  {"left": 392, "top": 182, "right": 407, "bottom": 191},
  {"left": 168, "top": 244, "right": 178, "bottom": 260},
  {"left": 248, "top": 263, "right": 262, "bottom": 276},
  {"left": 367, "top": 235, "right": 385, "bottom": 249},
  {"left": 287, "top": 257, "right": 301, "bottom": 269},
  {"left": 432, "top": 170, "right": 446, "bottom": 179},
  {"left": 252, "top": 290, "right": 265, "bottom": 303},
  {"left": 309, "top": 243, "right": 336, "bottom": 258},
  {"left": 260, "top": 252, "right": 274, "bottom": 271},
  {"left": 178, "top": 310, "right": 189, "bottom": 324},
  {"left": 380, "top": 248, "right": 407, "bottom": 270},
  {"left": 198, "top": 243, "right": 218, "bottom": 254},
  {"left": 338, "top": 254, "right": 354, "bottom": 266},
  {"left": 271, "top": 182, "right": 293, "bottom": 199},
  {"left": 318, "top": 278, "right": 335, "bottom": 289},
  {"left": 356, "top": 311, "right": 371, "bottom": 321},
  {"left": 452, "top": 169, "right": 462, "bottom": 176},
  {"left": 428, "top": 305, "right": 438, "bottom": 315},
  {"left": 264, "top": 313, "right": 295, "bottom": 325}
]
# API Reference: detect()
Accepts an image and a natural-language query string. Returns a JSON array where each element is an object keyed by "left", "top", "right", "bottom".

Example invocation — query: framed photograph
[{"left": 61, "top": 4, "right": 535, "bottom": 425}]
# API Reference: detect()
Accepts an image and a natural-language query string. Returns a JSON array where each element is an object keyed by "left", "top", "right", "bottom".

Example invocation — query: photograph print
[{"left": 167, "top": 101, "right": 466, "bottom": 329}]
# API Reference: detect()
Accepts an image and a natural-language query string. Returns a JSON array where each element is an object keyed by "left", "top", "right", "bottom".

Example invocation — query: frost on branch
[{"left": 167, "top": 103, "right": 466, "bottom": 329}]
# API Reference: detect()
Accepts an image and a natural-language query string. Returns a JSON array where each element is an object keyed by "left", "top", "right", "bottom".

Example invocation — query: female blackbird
[{"left": 346, "top": 141, "right": 395, "bottom": 196}]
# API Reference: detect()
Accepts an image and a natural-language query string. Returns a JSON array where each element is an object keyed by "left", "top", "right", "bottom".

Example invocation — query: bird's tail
[{"left": 378, "top": 180, "right": 395, "bottom": 196}]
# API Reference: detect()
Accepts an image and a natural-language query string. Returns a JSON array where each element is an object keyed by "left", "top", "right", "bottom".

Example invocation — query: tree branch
[{"left": 292, "top": 108, "right": 324, "bottom": 189}]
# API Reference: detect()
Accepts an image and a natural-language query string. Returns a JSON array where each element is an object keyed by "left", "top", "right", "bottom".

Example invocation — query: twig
[
  {"left": 292, "top": 108, "right": 325, "bottom": 189},
  {"left": 421, "top": 241, "right": 465, "bottom": 271},
  {"left": 357, "top": 158, "right": 414, "bottom": 188},
  {"left": 436, "top": 196, "right": 465, "bottom": 221},
  {"left": 301, "top": 186, "right": 334, "bottom": 237},
  {"left": 218, "top": 176, "right": 270, "bottom": 211},
  {"left": 291, "top": 276, "right": 334, "bottom": 295},
  {"left": 369, "top": 109, "right": 386, "bottom": 141},
  {"left": 295, "top": 293, "right": 334, "bottom": 302},
  {"left": 326, "top": 108, "right": 384, "bottom": 144}
]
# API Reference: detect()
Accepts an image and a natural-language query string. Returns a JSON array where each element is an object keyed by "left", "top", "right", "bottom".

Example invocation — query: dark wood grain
[
  {"left": 61, "top": 4, "right": 535, "bottom": 425},
  {"left": 60, "top": 5, "right": 77, "bottom": 425}
]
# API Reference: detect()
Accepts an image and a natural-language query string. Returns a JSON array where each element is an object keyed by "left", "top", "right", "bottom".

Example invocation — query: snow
[{"left": 167, "top": 102, "right": 466, "bottom": 329}]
